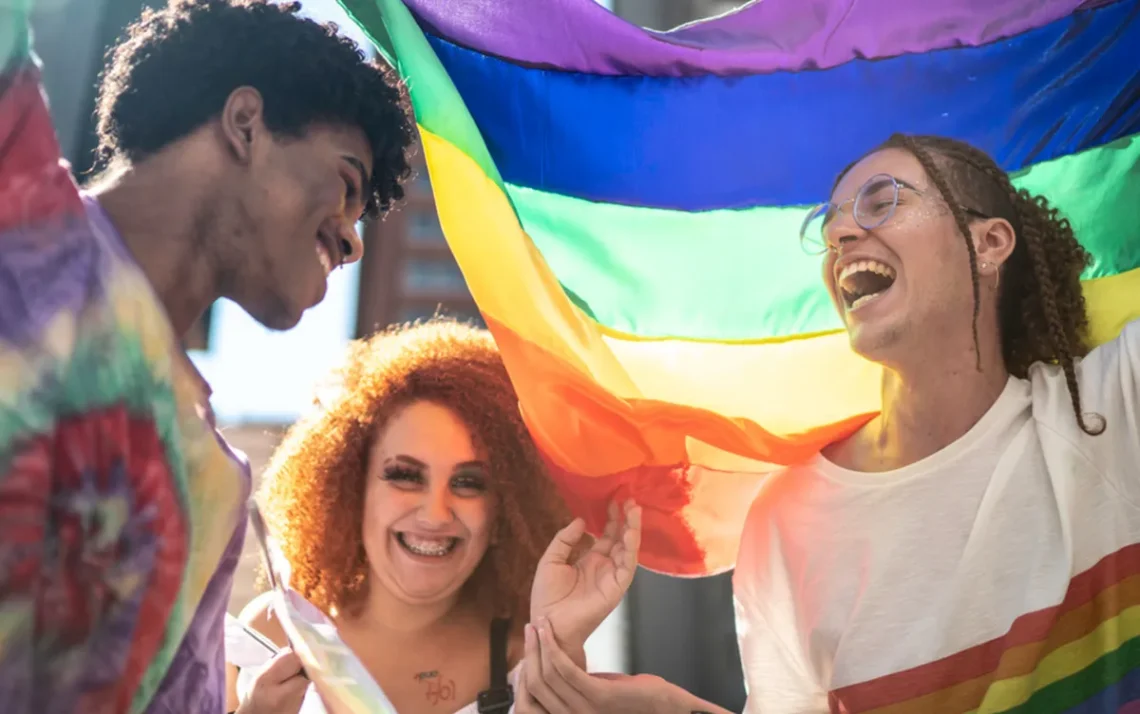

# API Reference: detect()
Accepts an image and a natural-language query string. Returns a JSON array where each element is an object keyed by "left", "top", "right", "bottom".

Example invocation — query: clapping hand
[{"left": 529, "top": 500, "right": 641, "bottom": 667}]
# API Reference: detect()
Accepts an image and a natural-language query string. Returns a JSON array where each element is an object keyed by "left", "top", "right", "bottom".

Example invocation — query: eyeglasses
[{"left": 798, "top": 173, "right": 988, "bottom": 255}]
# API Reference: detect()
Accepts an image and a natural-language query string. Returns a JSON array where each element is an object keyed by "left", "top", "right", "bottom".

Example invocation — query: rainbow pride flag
[{"left": 340, "top": 0, "right": 1140, "bottom": 576}]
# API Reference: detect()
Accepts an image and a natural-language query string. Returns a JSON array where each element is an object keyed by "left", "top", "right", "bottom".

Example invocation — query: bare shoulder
[{"left": 238, "top": 591, "right": 289, "bottom": 648}]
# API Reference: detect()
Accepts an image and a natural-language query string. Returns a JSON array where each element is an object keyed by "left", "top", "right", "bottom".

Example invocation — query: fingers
[
  {"left": 601, "top": 502, "right": 641, "bottom": 594},
  {"left": 590, "top": 501, "right": 620, "bottom": 555},
  {"left": 514, "top": 661, "right": 549, "bottom": 714},
  {"left": 536, "top": 619, "right": 599, "bottom": 696},
  {"left": 617, "top": 501, "right": 642, "bottom": 579},
  {"left": 248, "top": 648, "right": 308, "bottom": 713},
  {"left": 279, "top": 672, "right": 311, "bottom": 701},
  {"left": 539, "top": 518, "right": 588, "bottom": 567},
  {"left": 523, "top": 623, "right": 571, "bottom": 714},
  {"left": 535, "top": 620, "right": 594, "bottom": 710},
  {"left": 260, "top": 648, "right": 305, "bottom": 684}
]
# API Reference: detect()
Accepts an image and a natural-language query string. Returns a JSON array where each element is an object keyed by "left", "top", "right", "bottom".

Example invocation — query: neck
[
  {"left": 344, "top": 582, "right": 471, "bottom": 638},
  {"left": 830, "top": 322, "right": 1009, "bottom": 472},
  {"left": 89, "top": 160, "right": 219, "bottom": 337}
]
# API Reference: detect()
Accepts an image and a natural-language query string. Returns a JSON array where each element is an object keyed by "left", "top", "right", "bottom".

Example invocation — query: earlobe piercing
[{"left": 980, "top": 261, "right": 1000, "bottom": 291}]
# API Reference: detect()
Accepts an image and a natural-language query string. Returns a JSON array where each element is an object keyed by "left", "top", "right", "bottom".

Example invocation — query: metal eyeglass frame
[{"left": 799, "top": 173, "right": 988, "bottom": 255}]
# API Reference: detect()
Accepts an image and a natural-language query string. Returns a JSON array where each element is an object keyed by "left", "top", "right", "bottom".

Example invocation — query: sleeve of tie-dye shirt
[{"left": 0, "top": 9, "right": 189, "bottom": 713}]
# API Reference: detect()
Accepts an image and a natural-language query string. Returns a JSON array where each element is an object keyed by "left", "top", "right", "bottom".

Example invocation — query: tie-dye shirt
[{"left": 0, "top": 15, "right": 250, "bottom": 714}]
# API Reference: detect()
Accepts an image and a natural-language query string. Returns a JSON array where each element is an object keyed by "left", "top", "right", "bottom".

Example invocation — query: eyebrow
[
  {"left": 831, "top": 176, "right": 922, "bottom": 206},
  {"left": 387, "top": 454, "right": 487, "bottom": 471},
  {"left": 342, "top": 154, "right": 370, "bottom": 198}
]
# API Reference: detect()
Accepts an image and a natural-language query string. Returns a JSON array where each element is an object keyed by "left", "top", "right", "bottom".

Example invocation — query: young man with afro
[{"left": 0, "top": 1, "right": 414, "bottom": 711}]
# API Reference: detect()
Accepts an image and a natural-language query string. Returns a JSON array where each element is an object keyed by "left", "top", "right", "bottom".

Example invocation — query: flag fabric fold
[
  {"left": 393, "top": 0, "right": 1097, "bottom": 76},
  {"left": 340, "top": 0, "right": 1140, "bottom": 575}
]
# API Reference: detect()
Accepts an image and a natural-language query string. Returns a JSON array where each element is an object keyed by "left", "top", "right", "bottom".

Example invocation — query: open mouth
[
  {"left": 395, "top": 532, "right": 460, "bottom": 558},
  {"left": 315, "top": 232, "right": 339, "bottom": 277},
  {"left": 838, "top": 259, "right": 897, "bottom": 311}
]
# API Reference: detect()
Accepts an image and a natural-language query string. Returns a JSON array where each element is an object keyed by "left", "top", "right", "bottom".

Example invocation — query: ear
[
  {"left": 973, "top": 217, "right": 1015, "bottom": 279},
  {"left": 219, "top": 86, "right": 266, "bottom": 165}
]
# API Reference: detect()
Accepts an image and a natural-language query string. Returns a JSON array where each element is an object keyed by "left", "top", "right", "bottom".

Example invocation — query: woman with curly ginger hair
[
  {"left": 224, "top": 318, "right": 586, "bottom": 714},
  {"left": 514, "top": 135, "right": 1140, "bottom": 714}
]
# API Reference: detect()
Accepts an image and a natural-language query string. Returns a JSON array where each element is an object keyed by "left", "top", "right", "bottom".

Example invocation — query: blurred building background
[{"left": 31, "top": 0, "right": 750, "bottom": 710}]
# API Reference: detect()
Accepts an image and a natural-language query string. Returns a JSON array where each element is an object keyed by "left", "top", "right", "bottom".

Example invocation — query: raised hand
[{"left": 529, "top": 500, "right": 641, "bottom": 665}]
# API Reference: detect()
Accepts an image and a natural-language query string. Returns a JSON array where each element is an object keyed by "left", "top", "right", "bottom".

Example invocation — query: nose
[
  {"left": 336, "top": 219, "right": 365, "bottom": 266},
  {"left": 416, "top": 487, "right": 454, "bottom": 528},
  {"left": 824, "top": 210, "right": 867, "bottom": 253}
]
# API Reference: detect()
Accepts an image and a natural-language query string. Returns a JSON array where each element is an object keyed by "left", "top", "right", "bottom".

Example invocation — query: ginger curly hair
[
  {"left": 257, "top": 318, "right": 570, "bottom": 622},
  {"left": 836, "top": 134, "right": 1102, "bottom": 434}
]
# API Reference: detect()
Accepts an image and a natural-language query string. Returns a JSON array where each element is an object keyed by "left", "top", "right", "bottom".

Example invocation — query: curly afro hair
[
  {"left": 835, "top": 134, "right": 1101, "bottom": 435},
  {"left": 94, "top": 0, "right": 413, "bottom": 218},
  {"left": 257, "top": 318, "right": 572, "bottom": 623}
]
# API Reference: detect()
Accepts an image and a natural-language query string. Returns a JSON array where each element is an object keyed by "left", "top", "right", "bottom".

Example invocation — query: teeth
[
  {"left": 398, "top": 533, "right": 458, "bottom": 557},
  {"left": 850, "top": 293, "right": 881, "bottom": 310},
  {"left": 838, "top": 258, "right": 897, "bottom": 311},
  {"left": 839, "top": 259, "right": 896, "bottom": 282},
  {"left": 316, "top": 240, "right": 332, "bottom": 276}
]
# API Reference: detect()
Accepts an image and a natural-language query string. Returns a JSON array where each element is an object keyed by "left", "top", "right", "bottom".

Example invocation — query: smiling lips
[
  {"left": 316, "top": 240, "right": 332, "bottom": 275},
  {"left": 838, "top": 259, "right": 897, "bottom": 310},
  {"left": 396, "top": 532, "right": 460, "bottom": 557},
  {"left": 316, "top": 231, "right": 341, "bottom": 277}
]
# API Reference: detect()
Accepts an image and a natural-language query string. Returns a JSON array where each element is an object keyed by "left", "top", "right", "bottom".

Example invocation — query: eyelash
[
  {"left": 381, "top": 465, "right": 487, "bottom": 493},
  {"left": 382, "top": 465, "right": 422, "bottom": 484}
]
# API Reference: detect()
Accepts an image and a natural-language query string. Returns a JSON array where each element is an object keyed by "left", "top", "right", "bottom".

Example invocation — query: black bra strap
[
  {"left": 490, "top": 617, "right": 510, "bottom": 689},
  {"left": 477, "top": 618, "right": 513, "bottom": 713}
]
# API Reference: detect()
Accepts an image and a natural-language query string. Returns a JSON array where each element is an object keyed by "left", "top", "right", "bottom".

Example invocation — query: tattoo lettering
[
  {"left": 424, "top": 676, "right": 456, "bottom": 705},
  {"left": 414, "top": 670, "right": 439, "bottom": 681}
]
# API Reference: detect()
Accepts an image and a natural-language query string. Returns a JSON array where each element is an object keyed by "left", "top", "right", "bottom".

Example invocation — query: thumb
[
  {"left": 539, "top": 518, "right": 587, "bottom": 567},
  {"left": 261, "top": 647, "right": 304, "bottom": 684}
]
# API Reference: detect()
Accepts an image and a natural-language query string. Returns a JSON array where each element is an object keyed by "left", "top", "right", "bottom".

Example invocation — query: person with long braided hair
[{"left": 511, "top": 134, "right": 1140, "bottom": 714}]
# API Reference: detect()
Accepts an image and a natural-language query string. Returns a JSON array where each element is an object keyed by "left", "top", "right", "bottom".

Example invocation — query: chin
[
  {"left": 399, "top": 585, "right": 464, "bottom": 604},
  {"left": 262, "top": 310, "right": 304, "bottom": 332},
  {"left": 382, "top": 574, "right": 471, "bottom": 607},
  {"left": 243, "top": 298, "right": 305, "bottom": 332},
  {"left": 846, "top": 320, "right": 908, "bottom": 362}
]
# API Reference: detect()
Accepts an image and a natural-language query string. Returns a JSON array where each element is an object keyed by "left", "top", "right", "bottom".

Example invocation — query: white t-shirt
[{"left": 734, "top": 320, "right": 1140, "bottom": 714}]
